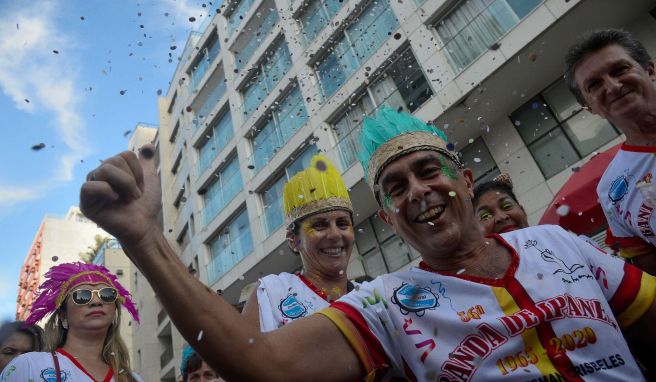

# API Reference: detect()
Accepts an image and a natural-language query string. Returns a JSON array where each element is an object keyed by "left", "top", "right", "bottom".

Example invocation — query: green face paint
[
  {"left": 439, "top": 156, "right": 458, "bottom": 180},
  {"left": 383, "top": 192, "right": 394, "bottom": 210}
]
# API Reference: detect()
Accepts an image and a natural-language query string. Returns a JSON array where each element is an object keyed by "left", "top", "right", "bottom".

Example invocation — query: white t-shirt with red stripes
[
  {"left": 597, "top": 144, "right": 656, "bottom": 258},
  {"left": 320, "top": 225, "right": 654, "bottom": 382},
  {"left": 0, "top": 349, "right": 143, "bottom": 382}
]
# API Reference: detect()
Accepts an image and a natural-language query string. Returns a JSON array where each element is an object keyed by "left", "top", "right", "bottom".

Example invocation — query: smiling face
[
  {"left": 475, "top": 189, "right": 529, "bottom": 234},
  {"left": 574, "top": 44, "right": 656, "bottom": 127},
  {"left": 376, "top": 150, "right": 478, "bottom": 259},
  {"left": 62, "top": 283, "right": 117, "bottom": 333},
  {"left": 0, "top": 332, "right": 33, "bottom": 371},
  {"left": 288, "top": 209, "right": 354, "bottom": 277}
]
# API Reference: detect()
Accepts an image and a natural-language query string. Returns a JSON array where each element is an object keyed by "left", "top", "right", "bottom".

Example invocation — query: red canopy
[{"left": 539, "top": 144, "right": 622, "bottom": 235}]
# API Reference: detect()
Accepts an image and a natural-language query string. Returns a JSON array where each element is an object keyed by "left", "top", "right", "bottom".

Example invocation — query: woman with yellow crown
[{"left": 242, "top": 155, "right": 356, "bottom": 331}]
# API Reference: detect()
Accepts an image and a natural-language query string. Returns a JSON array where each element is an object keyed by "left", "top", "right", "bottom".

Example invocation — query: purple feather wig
[{"left": 25, "top": 262, "right": 139, "bottom": 326}]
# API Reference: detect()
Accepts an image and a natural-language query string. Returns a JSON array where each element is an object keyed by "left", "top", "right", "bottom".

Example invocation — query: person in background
[
  {"left": 0, "top": 321, "right": 43, "bottom": 373},
  {"left": 242, "top": 155, "right": 356, "bottom": 331},
  {"left": 0, "top": 262, "right": 142, "bottom": 382},
  {"left": 78, "top": 107, "right": 656, "bottom": 381},
  {"left": 565, "top": 28, "right": 656, "bottom": 274},
  {"left": 180, "top": 345, "right": 222, "bottom": 382},
  {"left": 473, "top": 173, "right": 529, "bottom": 234}
]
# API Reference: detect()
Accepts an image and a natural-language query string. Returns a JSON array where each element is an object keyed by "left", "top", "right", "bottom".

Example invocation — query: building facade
[
  {"left": 150, "top": 0, "right": 656, "bottom": 379},
  {"left": 16, "top": 207, "right": 109, "bottom": 320}
]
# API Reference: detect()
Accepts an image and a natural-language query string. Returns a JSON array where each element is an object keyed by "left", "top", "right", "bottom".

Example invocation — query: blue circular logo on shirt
[
  {"left": 391, "top": 283, "right": 439, "bottom": 316},
  {"left": 279, "top": 294, "right": 308, "bottom": 319},
  {"left": 608, "top": 175, "right": 629, "bottom": 203}
]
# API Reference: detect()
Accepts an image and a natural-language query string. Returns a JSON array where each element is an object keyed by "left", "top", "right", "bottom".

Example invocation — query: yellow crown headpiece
[{"left": 283, "top": 155, "right": 353, "bottom": 227}]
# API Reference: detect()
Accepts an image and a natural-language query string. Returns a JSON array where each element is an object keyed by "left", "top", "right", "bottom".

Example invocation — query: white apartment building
[
  {"left": 16, "top": 207, "right": 109, "bottom": 321},
  {"left": 149, "top": 0, "right": 656, "bottom": 379}
]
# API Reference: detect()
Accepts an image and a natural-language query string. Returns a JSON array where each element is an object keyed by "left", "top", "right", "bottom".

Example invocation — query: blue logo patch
[
  {"left": 41, "top": 367, "right": 68, "bottom": 382},
  {"left": 391, "top": 283, "right": 439, "bottom": 316},
  {"left": 609, "top": 175, "right": 629, "bottom": 203},
  {"left": 279, "top": 294, "right": 307, "bottom": 319}
]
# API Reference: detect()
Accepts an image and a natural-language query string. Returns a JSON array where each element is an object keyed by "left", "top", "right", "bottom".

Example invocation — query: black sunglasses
[{"left": 70, "top": 287, "right": 118, "bottom": 305}]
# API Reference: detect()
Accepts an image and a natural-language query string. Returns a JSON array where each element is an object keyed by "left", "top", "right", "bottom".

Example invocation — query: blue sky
[{"left": 0, "top": 0, "right": 214, "bottom": 322}]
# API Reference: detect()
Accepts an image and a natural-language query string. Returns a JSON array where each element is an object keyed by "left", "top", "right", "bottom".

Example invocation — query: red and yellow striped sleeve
[
  {"left": 609, "top": 262, "right": 656, "bottom": 328},
  {"left": 319, "top": 302, "right": 390, "bottom": 382}
]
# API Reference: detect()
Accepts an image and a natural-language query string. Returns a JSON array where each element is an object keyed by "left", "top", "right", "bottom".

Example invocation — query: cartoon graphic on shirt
[
  {"left": 279, "top": 293, "right": 308, "bottom": 319},
  {"left": 391, "top": 283, "right": 439, "bottom": 316},
  {"left": 40, "top": 367, "right": 69, "bottom": 382},
  {"left": 524, "top": 240, "right": 584, "bottom": 275},
  {"left": 608, "top": 174, "right": 630, "bottom": 203}
]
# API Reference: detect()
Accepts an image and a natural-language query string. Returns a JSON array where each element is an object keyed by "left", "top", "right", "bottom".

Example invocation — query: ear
[
  {"left": 462, "top": 168, "right": 474, "bottom": 199},
  {"left": 286, "top": 230, "right": 299, "bottom": 253},
  {"left": 648, "top": 60, "right": 655, "bottom": 81},
  {"left": 377, "top": 209, "right": 395, "bottom": 232}
]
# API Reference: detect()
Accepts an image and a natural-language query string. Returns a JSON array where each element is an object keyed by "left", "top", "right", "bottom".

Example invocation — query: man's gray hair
[{"left": 564, "top": 28, "right": 652, "bottom": 105}]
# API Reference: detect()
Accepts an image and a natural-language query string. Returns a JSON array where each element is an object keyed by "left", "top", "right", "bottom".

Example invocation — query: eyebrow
[{"left": 379, "top": 153, "right": 443, "bottom": 187}]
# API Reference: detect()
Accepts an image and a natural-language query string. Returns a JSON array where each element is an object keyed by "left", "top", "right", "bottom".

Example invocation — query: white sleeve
[
  {"left": 257, "top": 280, "right": 281, "bottom": 332},
  {"left": 0, "top": 354, "right": 35, "bottom": 382}
]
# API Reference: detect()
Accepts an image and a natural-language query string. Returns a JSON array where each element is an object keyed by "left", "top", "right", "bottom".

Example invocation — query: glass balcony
[
  {"left": 336, "top": 126, "right": 361, "bottom": 170},
  {"left": 299, "top": 0, "right": 344, "bottom": 46},
  {"left": 261, "top": 195, "right": 284, "bottom": 237},
  {"left": 226, "top": 0, "right": 257, "bottom": 37},
  {"left": 190, "top": 37, "right": 221, "bottom": 90},
  {"left": 207, "top": 221, "right": 254, "bottom": 284},
  {"left": 197, "top": 111, "right": 234, "bottom": 177},
  {"left": 193, "top": 79, "right": 228, "bottom": 132},
  {"left": 234, "top": 9, "right": 279, "bottom": 68},
  {"left": 317, "top": 0, "right": 398, "bottom": 99},
  {"left": 202, "top": 161, "right": 243, "bottom": 226},
  {"left": 249, "top": 87, "right": 308, "bottom": 172},
  {"left": 437, "top": 0, "right": 541, "bottom": 73}
]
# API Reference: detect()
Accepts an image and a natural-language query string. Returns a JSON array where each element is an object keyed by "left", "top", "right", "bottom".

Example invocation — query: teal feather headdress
[{"left": 357, "top": 107, "right": 461, "bottom": 197}]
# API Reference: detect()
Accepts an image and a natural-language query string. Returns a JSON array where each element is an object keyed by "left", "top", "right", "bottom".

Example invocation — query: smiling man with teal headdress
[{"left": 79, "top": 107, "right": 656, "bottom": 381}]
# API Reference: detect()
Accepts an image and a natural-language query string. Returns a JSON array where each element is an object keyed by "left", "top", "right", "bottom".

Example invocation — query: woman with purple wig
[{"left": 0, "top": 262, "right": 142, "bottom": 382}]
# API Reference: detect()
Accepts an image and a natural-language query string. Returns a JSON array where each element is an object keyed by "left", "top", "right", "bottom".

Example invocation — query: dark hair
[
  {"left": 182, "top": 351, "right": 204, "bottom": 382},
  {"left": 564, "top": 28, "right": 652, "bottom": 105},
  {"left": 0, "top": 321, "right": 44, "bottom": 352},
  {"left": 472, "top": 179, "right": 519, "bottom": 209}
]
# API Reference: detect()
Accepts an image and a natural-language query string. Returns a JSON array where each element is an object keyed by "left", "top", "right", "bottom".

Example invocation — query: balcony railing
[
  {"left": 193, "top": 79, "right": 228, "bottom": 132},
  {"left": 336, "top": 126, "right": 361, "bottom": 170},
  {"left": 235, "top": 9, "right": 279, "bottom": 68},
  {"left": 260, "top": 197, "right": 284, "bottom": 237},
  {"left": 159, "top": 346, "right": 173, "bottom": 369},
  {"left": 157, "top": 309, "right": 168, "bottom": 327},
  {"left": 202, "top": 168, "right": 243, "bottom": 226},
  {"left": 190, "top": 38, "right": 221, "bottom": 90},
  {"left": 207, "top": 228, "right": 254, "bottom": 284},
  {"left": 437, "top": 0, "right": 541, "bottom": 73},
  {"left": 226, "top": 0, "right": 257, "bottom": 37}
]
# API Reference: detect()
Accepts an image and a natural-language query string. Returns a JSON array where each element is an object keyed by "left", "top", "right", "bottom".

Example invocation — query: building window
[
  {"left": 250, "top": 85, "right": 309, "bottom": 172},
  {"left": 225, "top": 0, "right": 257, "bottom": 37},
  {"left": 297, "top": 0, "right": 344, "bottom": 46},
  {"left": 207, "top": 208, "right": 254, "bottom": 283},
  {"left": 232, "top": 6, "right": 279, "bottom": 69},
  {"left": 459, "top": 137, "right": 500, "bottom": 185},
  {"left": 316, "top": 0, "right": 399, "bottom": 99},
  {"left": 355, "top": 214, "right": 419, "bottom": 277},
  {"left": 193, "top": 67, "right": 228, "bottom": 131},
  {"left": 189, "top": 32, "right": 220, "bottom": 90},
  {"left": 510, "top": 78, "right": 620, "bottom": 179},
  {"left": 260, "top": 145, "right": 318, "bottom": 237},
  {"left": 241, "top": 38, "right": 293, "bottom": 117},
  {"left": 197, "top": 108, "right": 234, "bottom": 176},
  {"left": 435, "top": 0, "right": 542, "bottom": 73},
  {"left": 332, "top": 46, "right": 432, "bottom": 169},
  {"left": 203, "top": 154, "right": 243, "bottom": 226}
]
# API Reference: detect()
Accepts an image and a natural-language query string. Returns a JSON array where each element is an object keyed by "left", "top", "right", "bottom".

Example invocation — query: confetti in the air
[
  {"left": 197, "top": 330, "right": 203, "bottom": 341},
  {"left": 31, "top": 143, "right": 46, "bottom": 151},
  {"left": 556, "top": 205, "right": 570, "bottom": 217}
]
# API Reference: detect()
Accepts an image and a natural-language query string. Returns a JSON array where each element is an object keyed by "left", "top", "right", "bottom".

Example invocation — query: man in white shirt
[{"left": 565, "top": 29, "right": 656, "bottom": 274}]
